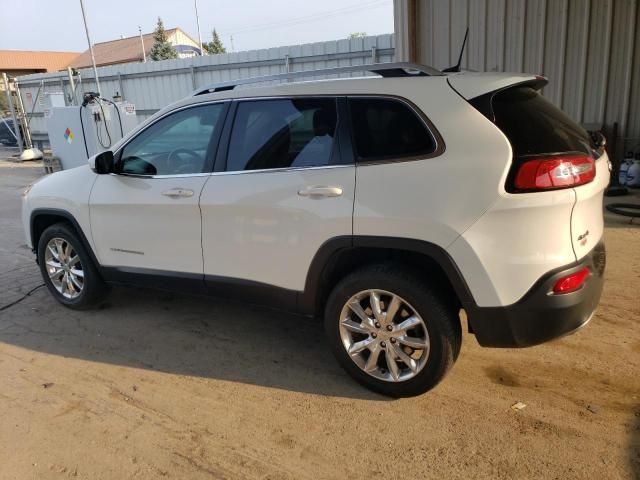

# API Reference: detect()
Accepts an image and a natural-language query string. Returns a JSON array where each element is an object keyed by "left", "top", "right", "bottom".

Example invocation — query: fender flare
[
  {"left": 299, "top": 235, "right": 478, "bottom": 314},
  {"left": 29, "top": 208, "right": 100, "bottom": 267}
]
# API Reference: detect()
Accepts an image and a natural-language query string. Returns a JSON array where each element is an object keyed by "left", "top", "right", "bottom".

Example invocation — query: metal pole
[
  {"left": 27, "top": 80, "right": 44, "bottom": 127},
  {"left": 2, "top": 73, "right": 24, "bottom": 152},
  {"left": 194, "top": 0, "right": 204, "bottom": 55},
  {"left": 138, "top": 26, "right": 146, "bottom": 62},
  {"left": 79, "top": 0, "right": 101, "bottom": 95},
  {"left": 67, "top": 67, "right": 77, "bottom": 105},
  {"left": 13, "top": 81, "right": 32, "bottom": 149}
]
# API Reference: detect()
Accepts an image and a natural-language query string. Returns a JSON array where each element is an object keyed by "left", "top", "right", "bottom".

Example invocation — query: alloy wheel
[
  {"left": 44, "top": 237, "right": 84, "bottom": 299},
  {"left": 338, "top": 289, "right": 430, "bottom": 382}
]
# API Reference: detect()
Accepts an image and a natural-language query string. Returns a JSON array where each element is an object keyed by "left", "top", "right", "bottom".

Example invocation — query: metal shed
[{"left": 394, "top": 0, "right": 640, "bottom": 161}]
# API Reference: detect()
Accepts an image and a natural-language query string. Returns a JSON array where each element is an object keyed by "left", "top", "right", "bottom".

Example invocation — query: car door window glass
[
  {"left": 226, "top": 98, "right": 338, "bottom": 172},
  {"left": 119, "top": 103, "right": 224, "bottom": 175},
  {"left": 348, "top": 98, "right": 435, "bottom": 161}
]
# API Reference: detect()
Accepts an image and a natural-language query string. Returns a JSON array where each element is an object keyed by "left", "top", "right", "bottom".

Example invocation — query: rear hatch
[{"left": 448, "top": 73, "right": 609, "bottom": 260}]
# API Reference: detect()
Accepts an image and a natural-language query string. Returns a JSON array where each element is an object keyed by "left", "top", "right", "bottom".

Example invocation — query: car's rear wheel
[
  {"left": 324, "top": 264, "right": 461, "bottom": 397},
  {"left": 37, "top": 223, "right": 106, "bottom": 309}
]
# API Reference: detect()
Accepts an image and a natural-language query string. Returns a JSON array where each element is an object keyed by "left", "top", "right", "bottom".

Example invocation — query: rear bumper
[{"left": 468, "top": 240, "right": 606, "bottom": 347}]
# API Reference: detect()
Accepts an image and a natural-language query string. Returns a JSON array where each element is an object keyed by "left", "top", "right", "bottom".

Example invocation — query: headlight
[{"left": 22, "top": 184, "right": 33, "bottom": 197}]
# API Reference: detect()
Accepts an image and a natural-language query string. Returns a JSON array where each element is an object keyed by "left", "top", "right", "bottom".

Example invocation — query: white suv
[{"left": 22, "top": 63, "right": 609, "bottom": 397}]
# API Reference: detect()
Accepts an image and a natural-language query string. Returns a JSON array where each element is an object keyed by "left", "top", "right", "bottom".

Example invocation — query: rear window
[
  {"left": 480, "top": 86, "right": 591, "bottom": 158},
  {"left": 348, "top": 98, "right": 436, "bottom": 161}
]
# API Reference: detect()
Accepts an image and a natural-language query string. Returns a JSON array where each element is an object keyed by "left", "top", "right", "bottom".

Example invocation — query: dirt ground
[{"left": 0, "top": 156, "right": 639, "bottom": 479}]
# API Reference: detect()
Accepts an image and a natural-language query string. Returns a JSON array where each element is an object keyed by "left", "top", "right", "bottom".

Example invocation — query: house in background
[
  {"left": 0, "top": 50, "right": 80, "bottom": 78},
  {"left": 0, "top": 50, "right": 80, "bottom": 113},
  {"left": 68, "top": 27, "right": 201, "bottom": 69}
]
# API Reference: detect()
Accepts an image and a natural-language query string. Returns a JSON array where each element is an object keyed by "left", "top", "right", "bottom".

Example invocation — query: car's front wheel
[
  {"left": 324, "top": 264, "right": 461, "bottom": 397},
  {"left": 37, "top": 223, "right": 107, "bottom": 309}
]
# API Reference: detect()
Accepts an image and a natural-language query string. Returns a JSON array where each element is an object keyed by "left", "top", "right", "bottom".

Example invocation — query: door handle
[
  {"left": 297, "top": 186, "right": 343, "bottom": 198},
  {"left": 161, "top": 188, "right": 194, "bottom": 198}
]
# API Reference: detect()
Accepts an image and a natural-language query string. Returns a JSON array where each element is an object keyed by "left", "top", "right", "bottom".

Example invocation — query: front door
[{"left": 90, "top": 102, "right": 228, "bottom": 277}]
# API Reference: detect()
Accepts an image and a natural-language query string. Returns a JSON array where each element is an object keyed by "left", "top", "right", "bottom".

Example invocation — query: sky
[{"left": 0, "top": 0, "right": 394, "bottom": 53}]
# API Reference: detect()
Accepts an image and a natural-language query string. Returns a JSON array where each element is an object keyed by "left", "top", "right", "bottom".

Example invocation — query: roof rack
[{"left": 193, "top": 62, "right": 442, "bottom": 96}]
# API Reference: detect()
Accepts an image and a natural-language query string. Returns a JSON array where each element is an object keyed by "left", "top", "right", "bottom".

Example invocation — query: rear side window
[
  {"left": 489, "top": 87, "right": 591, "bottom": 158},
  {"left": 348, "top": 98, "right": 436, "bottom": 161},
  {"left": 226, "top": 98, "right": 338, "bottom": 172}
]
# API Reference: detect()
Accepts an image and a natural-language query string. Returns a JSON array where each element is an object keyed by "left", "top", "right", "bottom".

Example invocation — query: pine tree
[
  {"left": 149, "top": 17, "right": 178, "bottom": 61},
  {"left": 203, "top": 29, "right": 226, "bottom": 55}
]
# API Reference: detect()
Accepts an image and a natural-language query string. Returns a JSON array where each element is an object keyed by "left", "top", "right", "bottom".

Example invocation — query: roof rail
[{"left": 193, "top": 62, "right": 442, "bottom": 96}]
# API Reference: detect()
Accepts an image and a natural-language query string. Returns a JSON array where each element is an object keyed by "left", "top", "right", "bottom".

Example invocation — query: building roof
[
  {"left": 68, "top": 28, "right": 199, "bottom": 69},
  {"left": 0, "top": 50, "right": 80, "bottom": 72}
]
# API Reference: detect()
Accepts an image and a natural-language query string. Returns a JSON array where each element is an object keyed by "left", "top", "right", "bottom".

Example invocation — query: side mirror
[{"left": 90, "top": 151, "right": 114, "bottom": 174}]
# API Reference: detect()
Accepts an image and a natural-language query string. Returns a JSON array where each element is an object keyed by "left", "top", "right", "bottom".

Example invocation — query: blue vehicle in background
[{"left": 0, "top": 117, "right": 20, "bottom": 146}]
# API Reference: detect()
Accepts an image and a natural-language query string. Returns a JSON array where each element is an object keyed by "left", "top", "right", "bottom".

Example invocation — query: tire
[
  {"left": 605, "top": 203, "right": 640, "bottom": 218},
  {"left": 37, "top": 222, "right": 107, "bottom": 309},
  {"left": 324, "top": 263, "right": 461, "bottom": 397}
]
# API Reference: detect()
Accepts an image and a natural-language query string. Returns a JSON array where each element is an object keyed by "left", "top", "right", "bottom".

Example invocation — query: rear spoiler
[
  {"left": 448, "top": 73, "right": 548, "bottom": 123},
  {"left": 447, "top": 72, "right": 547, "bottom": 100}
]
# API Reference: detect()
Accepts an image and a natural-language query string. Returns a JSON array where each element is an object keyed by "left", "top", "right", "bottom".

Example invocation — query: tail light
[
  {"left": 511, "top": 154, "right": 595, "bottom": 192},
  {"left": 552, "top": 267, "right": 590, "bottom": 294}
]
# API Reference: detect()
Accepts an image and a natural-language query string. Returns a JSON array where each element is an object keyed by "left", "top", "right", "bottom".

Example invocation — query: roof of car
[
  {"left": 174, "top": 74, "right": 446, "bottom": 108},
  {"left": 128, "top": 68, "right": 538, "bottom": 143}
]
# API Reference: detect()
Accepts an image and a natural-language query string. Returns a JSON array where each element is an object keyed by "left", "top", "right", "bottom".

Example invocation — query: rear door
[{"left": 199, "top": 97, "right": 355, "bottom": 297}]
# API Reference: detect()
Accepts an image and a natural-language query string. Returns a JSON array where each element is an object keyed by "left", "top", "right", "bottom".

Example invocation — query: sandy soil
[{"left": 0, "top": 160, "right": 638, "bottom": 479}]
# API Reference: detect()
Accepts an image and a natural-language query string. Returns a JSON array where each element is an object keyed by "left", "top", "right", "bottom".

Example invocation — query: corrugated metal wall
[
  {"left": 397, "top": 0, "right": 640, "bottom": 159},
  {"left": 16, "top": 34, "right": 394, "bottom": 144}
]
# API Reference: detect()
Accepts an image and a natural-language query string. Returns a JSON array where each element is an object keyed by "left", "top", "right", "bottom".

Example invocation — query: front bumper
[{"left": 467, "top": 240, "right": 606, "bottom": 347}]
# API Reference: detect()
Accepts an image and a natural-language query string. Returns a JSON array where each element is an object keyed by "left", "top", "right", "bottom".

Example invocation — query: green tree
[
  {"left": 348, "top": 32, "right": 367, "bottom": 39},
  {"left": 0, "top": 91, "right": 8, "bottom": 115},
  {"left": 203, "top": 28, "right": 226, "bottom": 55},
  {"left": 149, "top": 17, "right": 178, "bottom": 61}
]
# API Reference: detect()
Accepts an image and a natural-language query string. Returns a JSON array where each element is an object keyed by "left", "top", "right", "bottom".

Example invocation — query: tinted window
[
  {"left": 348, "top": 98, "right": 435, "bottom": 160},
  {"left": 119, "top": 103, "right": 225, "bottom": 175},
  {"left": 490, "top": 87, "right": 591, "bottom": 157},
  {"left": 226, "top": 98, "right": 338, "bottom": 172}
]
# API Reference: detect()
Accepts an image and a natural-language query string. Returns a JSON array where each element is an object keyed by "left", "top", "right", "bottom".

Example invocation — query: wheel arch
[
  {"left": 30, "top": 208, "right": 100, "bottom": 267},
  {"left": 300, "top": 236, "right": 477, "bottom": 318}
]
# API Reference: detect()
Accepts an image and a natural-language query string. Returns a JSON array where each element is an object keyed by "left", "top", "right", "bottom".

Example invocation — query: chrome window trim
[
  {"left": 109, "top": 163, "right": 353, "bottom": 180},
  {"left": 111, "top": 93, "right": 444, "bottom": 179},
  {"left": 209, "top": 163, "right": 353, "bottom": 177},
  {"left": 109, "top": 172, "right": 213, "bottom": 179}
]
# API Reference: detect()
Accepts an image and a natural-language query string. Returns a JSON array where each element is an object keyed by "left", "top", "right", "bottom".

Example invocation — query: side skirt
[
  {"left": 101, "top": 266, "right": 300, "bottom": 312},
  {"left": 101, "top": 267, "right": 207, "bottom": 295}
]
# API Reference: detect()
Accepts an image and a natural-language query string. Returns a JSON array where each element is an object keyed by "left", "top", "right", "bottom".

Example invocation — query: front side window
[
  {"left": 226, "top": 98, "right": 338, "bottom": 172},
  {"left": 118, "top": 103, "right": 225, "bottom": 176},
  {"left": 348, "top": 97, "right": 436, "bottom": 161}
]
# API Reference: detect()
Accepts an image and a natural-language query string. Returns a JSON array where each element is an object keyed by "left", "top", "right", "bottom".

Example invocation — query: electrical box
[
  {"left": 42, "top": 92, "right": 66, "bottom": 117},
  {"left": 46, "top": 101, "right": 138, "bottom": 170}
]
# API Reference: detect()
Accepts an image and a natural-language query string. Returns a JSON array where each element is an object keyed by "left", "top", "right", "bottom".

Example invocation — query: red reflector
[
  {"left": 514, "top": 155, "right": 595, "bottom": 192},
  {"left": 552, "top": 267, "right": 590, "bottom": 294}
]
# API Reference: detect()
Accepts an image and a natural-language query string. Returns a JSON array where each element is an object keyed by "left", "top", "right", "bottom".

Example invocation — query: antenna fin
[{"left": 442, "top": 27, "right": 469, "bottom": 73}]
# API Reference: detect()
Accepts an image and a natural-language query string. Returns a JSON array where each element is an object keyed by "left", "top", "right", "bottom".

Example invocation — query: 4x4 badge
[{"left": 577, "top": 230, "right": 589, "bottom": 245}]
